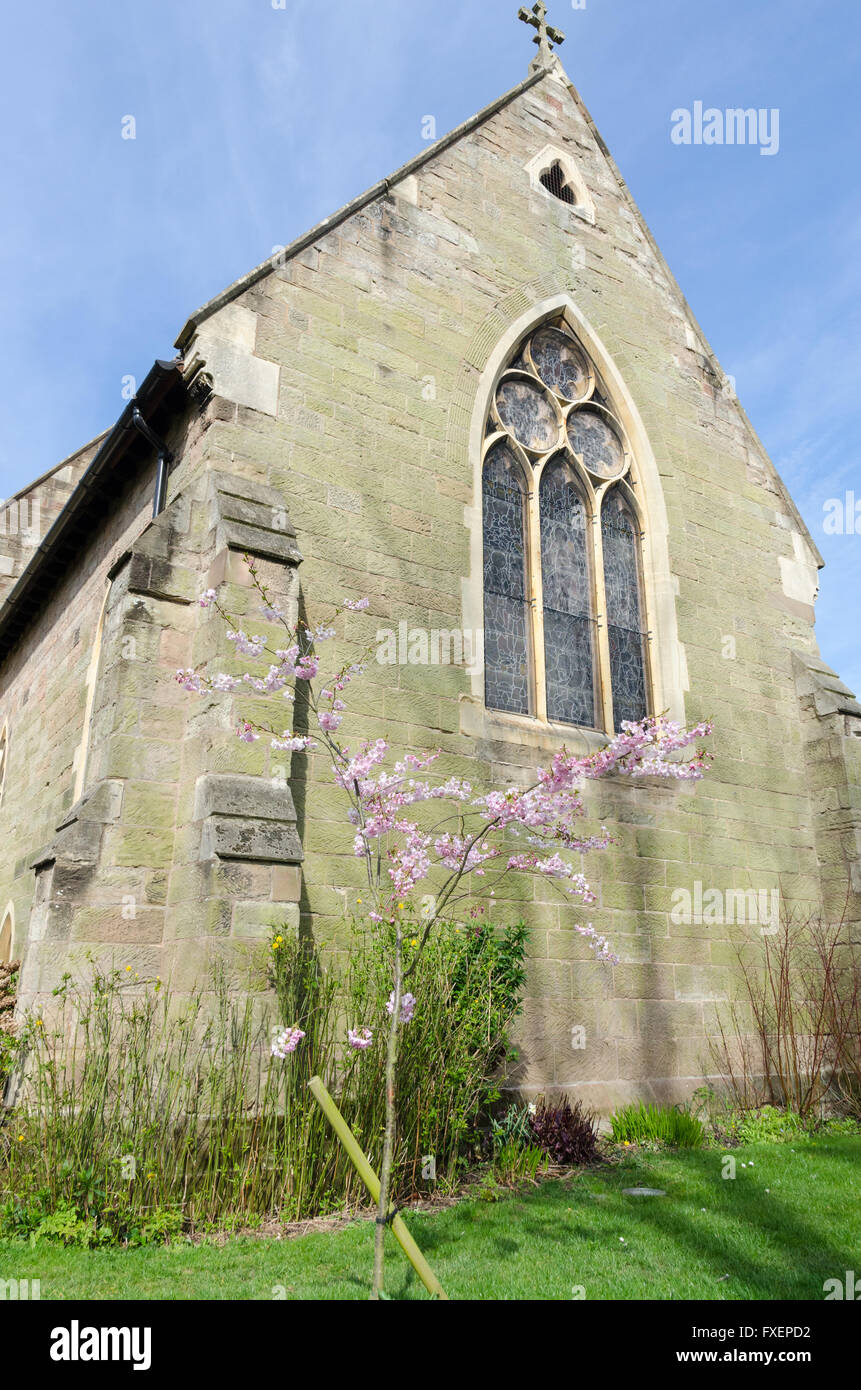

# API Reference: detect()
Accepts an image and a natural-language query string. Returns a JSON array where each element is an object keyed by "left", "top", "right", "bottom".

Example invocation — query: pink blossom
[
  {"left": 227, "top": 630, "right": 266, "bottom": 658},
  {"left": 342, "top": 597, "right": 370, "bottom": 611},
  {"left": 347, "top": 1026, "right": 374, "bottom": 1051},
  {"left": 271, "top": 733, "right": 316, "bottom": 752},
  {"left": 294, "top": 655, "right": 320, "bottom": 681},
  {"left": 243, "top": 664, "right": 289, "bottom": 694},
  {"left": 574, "top": 923, "right": 620, "bottom": 965},
  {"left": 175, "top": 669, "right": 204, "bottom": 693},
  {"left": 318, "top": 710, "right": 343, "bottom": 733},
  {"left": 386, "top": 992, "right": 416, "bottom": 1024},
  {"left": 334, "top": 739, "right": 389, "bottom": 790},
  {"left": 271, "top": 1025, "right": 305, "bottom": 1058}
]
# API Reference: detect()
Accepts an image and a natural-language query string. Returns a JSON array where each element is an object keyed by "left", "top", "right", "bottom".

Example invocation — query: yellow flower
[
  {"left": 357, "top": 899, "right": 363, "bottom": 905},
  {"left": 125, "top": 965, "right": 132, "bottom": 973},
  {"left": 398, "top": 903, "right": 405, "bottom": 910},
  {"left": 410, "top": 939, "right": 418, "bottom": 947},
  {"left": 17, "top": 1135, "right": 24, "bottom": 1142},
  {"left": 36, "top": 1019, "right": 43, "bottom": 1028}
]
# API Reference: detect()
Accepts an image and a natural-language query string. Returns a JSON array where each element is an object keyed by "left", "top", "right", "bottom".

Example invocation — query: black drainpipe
[{"left": 131, "top": 407, "right": 175, "bottom": 518}]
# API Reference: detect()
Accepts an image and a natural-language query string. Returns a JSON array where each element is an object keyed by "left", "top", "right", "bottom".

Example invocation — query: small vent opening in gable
[{"left": 539, "top": 161, "right": 576, "bottom": 206}]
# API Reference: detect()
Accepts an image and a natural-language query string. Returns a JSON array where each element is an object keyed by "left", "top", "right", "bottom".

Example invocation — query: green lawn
[{"left": 3, "top": 1137, "right": 858, "bottom": 1300}]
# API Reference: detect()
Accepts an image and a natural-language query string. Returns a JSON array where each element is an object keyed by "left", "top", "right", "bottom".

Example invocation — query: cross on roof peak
[{"left": 518, "top": 2, "right": 566, "bottom": 72}]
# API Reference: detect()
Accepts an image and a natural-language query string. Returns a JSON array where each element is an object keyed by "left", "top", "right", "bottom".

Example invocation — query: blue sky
[{"left": 1, "top": 0, "right": 858, "bottom": 690}]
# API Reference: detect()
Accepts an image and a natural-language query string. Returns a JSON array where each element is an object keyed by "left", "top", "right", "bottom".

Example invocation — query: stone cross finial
[{"left": 518, "top": 2, "right": 566, "bottom": 71}]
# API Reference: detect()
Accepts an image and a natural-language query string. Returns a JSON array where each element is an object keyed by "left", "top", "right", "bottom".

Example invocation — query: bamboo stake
[{"left": 308, "top": 1075, "right": 449, "bottom": 1301}]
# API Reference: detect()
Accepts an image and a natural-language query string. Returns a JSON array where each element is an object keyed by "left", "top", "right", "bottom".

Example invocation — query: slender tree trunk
[{"left": 371, "top": 923, "right": 403, "bottom": 1300}]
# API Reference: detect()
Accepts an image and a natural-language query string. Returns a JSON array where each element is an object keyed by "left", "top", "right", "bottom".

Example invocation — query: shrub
[
  {"left": 610, "top": 1101, "right": 705, "bottom": 1149},
  {"left": 710, "top": 906, "right": 861, "bottom": 1122},
  {"left": 528, "top": 1095, "right": 601, "bottom": 1165},
  {"left": 0, "top": 919, "right": 527, "bottom": 1240},
  {"left": 730, "top": 1105, "right": 805, "bottom": 1145}
]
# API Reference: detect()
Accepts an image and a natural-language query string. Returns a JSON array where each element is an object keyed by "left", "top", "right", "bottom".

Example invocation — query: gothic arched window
[{"left": 481, "top": 320, "right": 650, "bottom": 732}]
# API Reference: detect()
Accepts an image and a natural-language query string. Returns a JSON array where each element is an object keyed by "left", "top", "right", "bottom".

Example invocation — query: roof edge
[
  {"left": 8, "top": 429, "right": 113, "bottom": 505},
  {"left": 0, "top": 359, "right": 185, "bottom": 670},
  {"left": 174, "top": 69, "right": 547, "bottom": 351}
]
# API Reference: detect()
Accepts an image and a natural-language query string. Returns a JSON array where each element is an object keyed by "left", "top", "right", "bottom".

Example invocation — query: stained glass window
[
  {"left": 482, "top": 443, "right": 531, "bottom": 715},
  {"left": 602, "top": 491, "right": 648, "bottom": 727},
  {"left": 568, "top": 409, "right": 626, "bottom": 480},
  {"left": 481, "top": 320, "right": 650, "bottom": 732},
  {"left": 495, "top": 379, "right": 559, "bottom": 453},
  {"left": 540, "top": 459, "right": 596, "bottom": 726},
  {"left": 530, "top": 328, "right": 590, "bottom": 403}
]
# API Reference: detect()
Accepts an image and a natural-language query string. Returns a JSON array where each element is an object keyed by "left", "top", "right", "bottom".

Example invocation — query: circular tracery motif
[
  {"left": 494, "top": 378, "right": 559, "bottom": 453},
  {"left": 529, "top": 327, "right": 591, "bottom": 403},
  {"left": 567, "top": 408, "right": 626, "bottom": 480}
]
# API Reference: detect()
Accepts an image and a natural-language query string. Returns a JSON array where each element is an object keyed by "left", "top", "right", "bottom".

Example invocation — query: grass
[
  {"left": 609, "top": 1100, "right": 705, "bottom": 1148},
  {"left": 2, "top": 1136, "right": 858, "bottom": 1300}
]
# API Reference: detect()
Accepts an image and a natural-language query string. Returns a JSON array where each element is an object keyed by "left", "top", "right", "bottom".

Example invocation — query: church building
[{"left": 1, "top": 7, "right": 858, "bottom": 1110}]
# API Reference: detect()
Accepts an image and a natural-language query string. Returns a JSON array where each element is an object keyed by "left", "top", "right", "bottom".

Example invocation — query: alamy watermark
[
  {"left": 823, "top": 1271, "right": 861, "bottom": 1300},
  {"left": 671, "top": 102, "right": 780, "bottom": 157},
  {"left": 671, "top": 882, "right": 779, "bottom": 934},
  {"left": 376, "top": 623, "right": 484, "bottom": 676},
  {"left": 50, "top": 1322, "right": 151, "bottom": 1370},
  {"left": 0, "top": 1276, "right": 40, "bottom": 1300},
  {"left": 823, "top": 492, "right": 861, "bottom": 535}
]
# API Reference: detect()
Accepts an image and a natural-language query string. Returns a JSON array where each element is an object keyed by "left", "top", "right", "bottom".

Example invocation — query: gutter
[{"left": 131, "top": 407, "right": 175, "bottom": 518}]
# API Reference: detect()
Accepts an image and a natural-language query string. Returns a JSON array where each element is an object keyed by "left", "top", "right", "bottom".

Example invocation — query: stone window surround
[
  {"left": 526, "top": 144, "right": 595, "bottom": 223},
  {"left": 461, "top": 294, "right": 687, "bottom": 757},
  {"left": 481, "top": 319, "right": 650, "bottom": 734}
]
